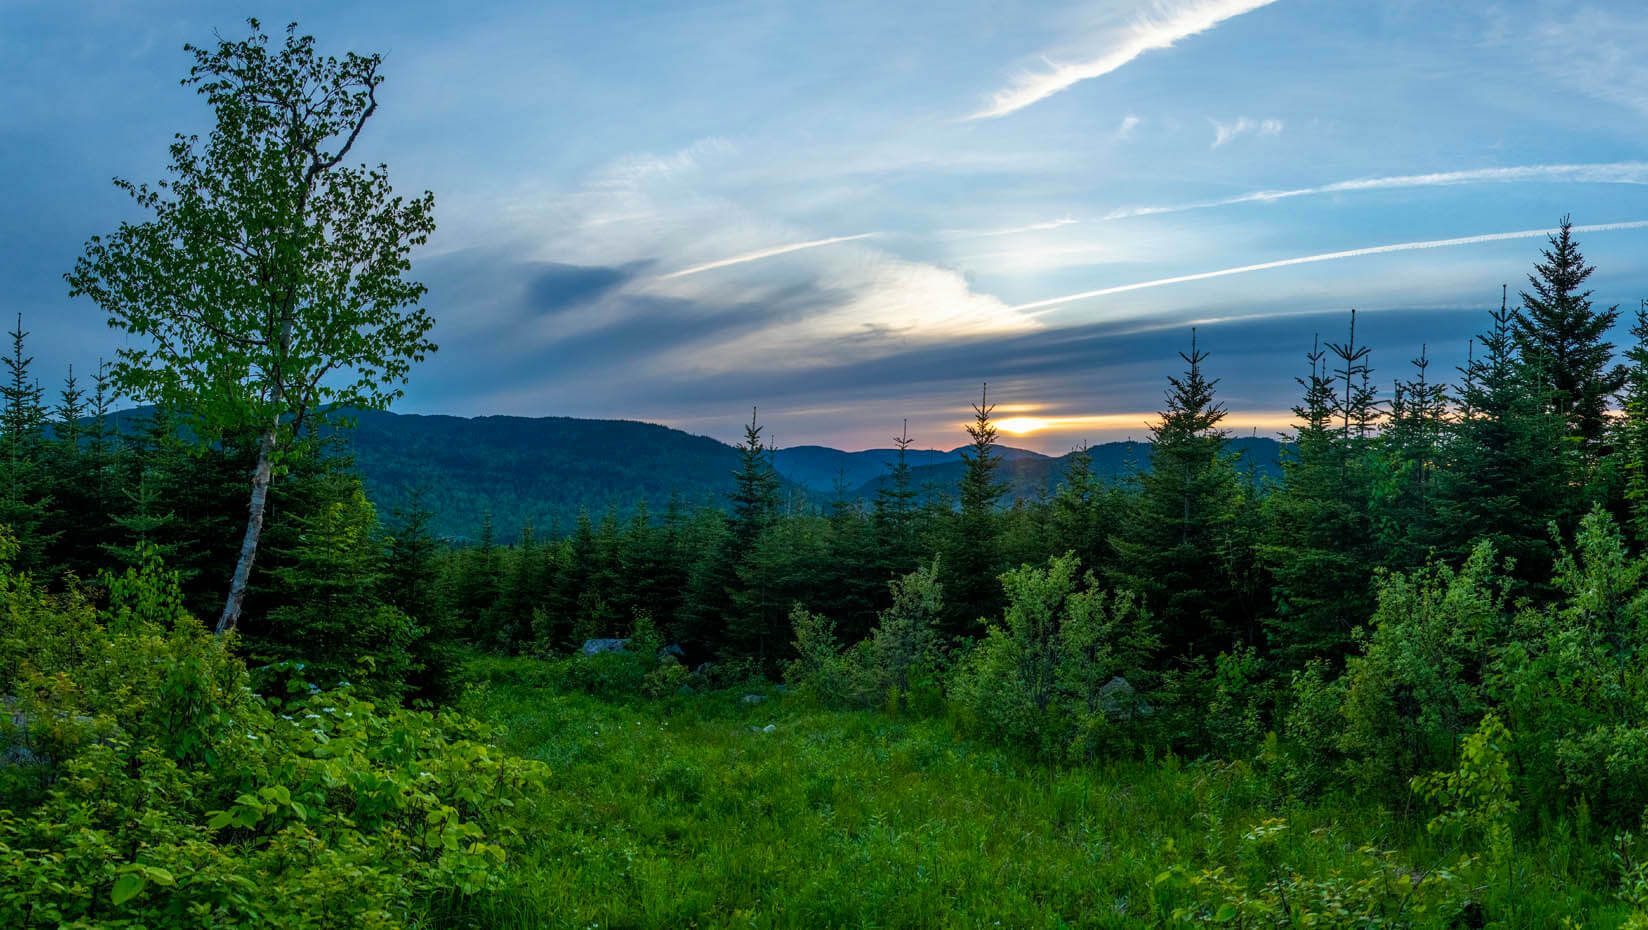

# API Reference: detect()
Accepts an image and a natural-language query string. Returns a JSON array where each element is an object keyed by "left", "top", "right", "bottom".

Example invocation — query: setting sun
[{"left": 996, "top": 416, "right": 1052, "bottom": 434}]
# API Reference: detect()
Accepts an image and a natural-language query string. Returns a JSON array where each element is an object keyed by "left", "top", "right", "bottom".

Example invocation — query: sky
[{"left": 7, "top": 0, "right": 1648, "bottom": 453}]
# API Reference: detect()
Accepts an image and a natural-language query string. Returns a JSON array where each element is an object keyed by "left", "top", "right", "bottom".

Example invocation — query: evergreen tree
[
  {"left": 678, "top": 409, "right": 783, "bottom": 656},
  {"left": 1438, "top": 287, "right": 1569, "bottom": 587},
  {"left": 872, "top": 420, "right": 920, "bottom": 577},
  {"left": 941, "top": 384, "right": 1007, "bottom": 637},
  {"left": 1049, "top": 444, "right": 1118, "bottom": 581},
  {"left": 382, "top": 487, "right": 440, "bottom": 626},
  {"left": 255, "top": 481, "right": 422, "bottom": 703},
  {"left": 1374, "top": 345, "right": 1450, "bottom": 571},
  {"left": 1110, "top": 330, "right": 1244, "bottom": 657},
  {"left": 1616, "top": 301, "right": 1648, "bottom": 543},
  {"left": 0, "top": 315, "right": 56, "bottom": 570},
  {"left": 1260, "top": 318, "right": 1382, "bottom": 661},
  {"left": 445, "top": 510, "right": 502, "bottom": 640},
  {"left": 1514, "top": 216, "right": 1625, "bottom": 453},
  {"left": 48, "top": 366, "right": 104, "bottom": 577}
]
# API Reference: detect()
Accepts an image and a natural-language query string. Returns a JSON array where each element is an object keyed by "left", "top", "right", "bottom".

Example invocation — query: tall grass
[{"left": 456, "top": 655, "right": 1626, "bottom": 929}]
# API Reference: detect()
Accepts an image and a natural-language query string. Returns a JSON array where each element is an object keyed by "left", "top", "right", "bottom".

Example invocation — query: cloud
[
  {"left": 657, "top": 233, "right": 879, "bottom": 279},
  {"left": 1104, "top": 161, "right": 1648, "bottom": 220},
  {"left": 1210, "top": 116, "right": 1283, "bottom": 149},
  {"left": 1527, "top": 8, "right": 1648, "bottom": 117},
  {"left": 968, "top": 0, "right": 1280, "bottom": 119},
  {"left": 1012, "top": 219, "right": 1648, "bottom": 314},
  {"left": 522, "top": 262, "right": 633, "bottom": 314},
  {"left": 1117, "top": 114, "right": 1141, "bottom": 139}
]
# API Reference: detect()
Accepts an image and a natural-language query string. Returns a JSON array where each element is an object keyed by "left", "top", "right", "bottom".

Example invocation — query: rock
[
  {"left": 774, "top": 684, "right": 788, "bottom": 694},
  {"left": 762, "top": 724, "right": 777, "bottom": 733},
  {"left": 677, "top": 684, "right": 696, "bottom": 696},
  {"left": 580, "top": 638, "right": 629, "bottom": 657},
  {"left": 1097, "top": 676, "right": 1153, "bottom": 718},
  {"left": 741, "top": 694, "right": 765, "bottom": 705},
  {"left": 693, "top": 662, "right": 715, "bottom": 676},
  {"left": 658, "top": 643, "right": 687, "bottom": 662}
]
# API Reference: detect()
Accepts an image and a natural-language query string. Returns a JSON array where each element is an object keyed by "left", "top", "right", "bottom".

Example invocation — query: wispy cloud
[
  {"left": 657, "top": 233, "right": 878, "bottom": 279},
  {"left": 1210, "top": 116, "right": 1282, "bottom": 148},
  {"left": 1103, "top": 161, "right": 1648, "bottom": 220},
  {"left": 1012, "top": 220, "right": 1648, "bottom": 314},
  {"left": 1117, "top": 114, "right": 1142, "bottom": 139},
  {"left": 938, "top": 217, "right": 1080, "bottom": 240},
  {"left": 968, "top": 0, "right": 1281, "bottom": 119}
]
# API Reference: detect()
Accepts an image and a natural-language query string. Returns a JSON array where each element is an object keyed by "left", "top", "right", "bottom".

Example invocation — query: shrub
[
  {"left": 0, "top": 541, "right": 552, "bottom": 928},
  {"left": 949, "top": 552, "right": 1157, "bottom": 762},
  {"left": 1336, "top": 542, "right": 1509, "bottom": 793}
]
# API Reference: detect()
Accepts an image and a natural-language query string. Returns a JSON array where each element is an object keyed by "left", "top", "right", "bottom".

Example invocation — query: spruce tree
[
  {"left": 680, "top": 409, "right": 781, "bottom": 657},
  {"left": 1438, "top": 286, "right": 1568, "bottom": 586},
  {"left": 941, "top": 384, "right": 1007, "bottom": 637},
  {"left": 382, "top": 488, "right": 439, "bottom": 621},
  {"left": 872, "top": 420, "right": 920, "bottom": 577},
  {"left": 1617, "top": 301, "right": 1648, "bottom": 543},
  {"left": 1049, "top": 444, "right": 1118, "bottom": 580},
  {"left": 1260, "top": 318, "right": 1381, "bottom": 661},
  {"left": 1110, "top": 330, "right": 1243, "bottom": 657},
  {"left": 1375, "top": 345, "right": 1449, "bottom": 570},
  {"left": 1514, "top": 216, "right": 1625, "bottom": 452},
  {"left": 0, "top": 315, "right": 57, "bottom": 570}
]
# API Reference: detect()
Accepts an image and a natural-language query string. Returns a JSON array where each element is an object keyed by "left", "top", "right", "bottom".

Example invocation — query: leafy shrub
[
  {"left": 0, "top": 541, "right": 552, "bottom": 928},
  {"left": 949, "top": 552, "right": 1157, "bottom": 761},
  {"left": 786, "top": 557, "right": 946, "bottom": 713},
  {"left": 1336, "top": 542, "right": 1509, "bottom": 793},
  {"left": 1157, "top": 817, "right": 1468, "bottom": 928}
]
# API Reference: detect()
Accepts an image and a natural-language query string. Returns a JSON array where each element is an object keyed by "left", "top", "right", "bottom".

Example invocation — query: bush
[
  {"left": 0, "top": 542, "right": 552, "bottom": 928},
  {"left": 949, "top": 552, "right": 1157, "bottom": 762},
  {"left": 786, "top": 557, "right": 947, "bottom": 713},
  {"left": 1336, "top": 542, "right": 1509, "bottom": 793}
]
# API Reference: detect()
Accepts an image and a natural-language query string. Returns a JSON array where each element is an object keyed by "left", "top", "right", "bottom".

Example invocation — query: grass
[{"left": 453, "top": 655, "right": 1629, "bottom": 929}]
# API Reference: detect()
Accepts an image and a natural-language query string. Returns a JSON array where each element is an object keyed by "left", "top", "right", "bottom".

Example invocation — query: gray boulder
[
  {"left": 741, "top": 694, "right": 766, "bottom": 705},
  {"left": 1097, "top": 676, "right": 1153, "bottom": 718},
  {"left": 580, "top": 638, "right": 629, "bottom": 657},
  {"left": 658, "top": 643, "right": 687, "bottom": 662}
]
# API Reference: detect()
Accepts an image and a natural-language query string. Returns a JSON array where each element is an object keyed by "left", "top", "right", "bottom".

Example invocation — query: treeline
[{"left": 7, "top": 220, "right": 1648, "bottom": 732}]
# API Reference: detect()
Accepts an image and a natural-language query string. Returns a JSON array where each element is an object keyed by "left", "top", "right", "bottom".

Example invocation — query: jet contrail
[
  {"left": 658, "top": 233, "right": 877, "bottom": 279},
  {"left": 1104, "top": 162, "right": 1648, "bottom": 221},
  {"left": 1013, "top": 220, "right": 1648, "bottom": 315}
]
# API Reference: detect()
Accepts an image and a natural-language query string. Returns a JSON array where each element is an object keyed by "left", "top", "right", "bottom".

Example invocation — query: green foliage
[
  {"left": 950, "top": 552, "right": 1157, "bottom": 761},
  {"left": 0, "top": 542, "right": 550, "bottom": 928},
  {"left": 254, "top": 482, "right": 425, "bottom": 704},
  {"left": 1112, "top": 331, "right": 1250, "bottom": 657},
  {"left": 1336, "top": 543, "right": 1509, "bottom": 792},
  {"left": 1158, "top": 817, "right": 1469, "bottom": 928},
  {"left": 65, "top": 19, "right": 437, "bottom": 633}
]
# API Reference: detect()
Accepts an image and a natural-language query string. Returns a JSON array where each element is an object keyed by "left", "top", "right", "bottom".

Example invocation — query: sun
[{"left": 996, "top": 416, "right": 1052, "bottom": 435}]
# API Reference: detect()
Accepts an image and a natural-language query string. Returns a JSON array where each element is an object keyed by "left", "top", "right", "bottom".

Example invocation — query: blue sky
[{"left": 8, "top": 0, "right": 1648, "bottom": 452}]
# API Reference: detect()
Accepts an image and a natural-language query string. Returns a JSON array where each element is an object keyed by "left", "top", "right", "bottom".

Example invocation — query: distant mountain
[
  {"left": 772, "top": 444, "right": 1049, "bottom": 495},
  {"left": 94, "top": 407, "right": 1287, "bottom": 541},
  {"left": 340, "top": 411, "right": 764, "bottom": 541},
  {"left": 849, "top": 436, "right": 1285, "bottom": 503}
]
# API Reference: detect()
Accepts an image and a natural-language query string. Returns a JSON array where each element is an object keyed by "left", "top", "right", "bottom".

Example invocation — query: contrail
[
  {"left": 658, "top": 233, "right": 876, "bottom": 279},
  {"left": 970, "top": 0, "right": 1280, "bottom": 119},
  {"left": 1013, "top": 220, "right": 1648, "bottom": 315},
  {"left": 1104, "top": 162, "right": 1648, "bottom": 220}
]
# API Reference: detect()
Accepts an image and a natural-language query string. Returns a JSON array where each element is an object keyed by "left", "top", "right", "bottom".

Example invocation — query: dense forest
[{"left": 13, "top": 19, "right": 1648, "bottom": 930}]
